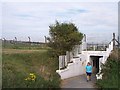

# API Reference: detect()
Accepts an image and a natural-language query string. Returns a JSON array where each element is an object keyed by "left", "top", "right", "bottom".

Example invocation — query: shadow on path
[{"left": 61, "top": 74, "right": 98, "bottom": 89}]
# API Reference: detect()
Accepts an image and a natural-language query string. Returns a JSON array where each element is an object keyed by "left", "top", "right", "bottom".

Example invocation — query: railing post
[
  {"left": 69, "top": 51, "right": 73, "bottom": 62},
  {"left": 118, "top": 36, "right": 120, "bottom": 48},
  {"left": 113, "top": 33, "right": 115, "bottom": 50},
  {"left": 66, "top": 51, "right": 70, "bottom": 63}
]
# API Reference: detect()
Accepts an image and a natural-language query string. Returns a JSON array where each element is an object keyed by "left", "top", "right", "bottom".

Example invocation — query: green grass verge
[
  {"left": 96, "top": 49, "right": 120, "bottom": 89},
  {"left": 2, "top": 49, "right": 61, "bottom": 88}
]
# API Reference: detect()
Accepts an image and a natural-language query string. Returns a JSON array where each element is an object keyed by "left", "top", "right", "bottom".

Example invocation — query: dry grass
[
  {"left": 109, "top": 49, "right": 119, "bottom": 61},
  {"left": 2, "top": 49, "right": 46, "bottom": 54}
]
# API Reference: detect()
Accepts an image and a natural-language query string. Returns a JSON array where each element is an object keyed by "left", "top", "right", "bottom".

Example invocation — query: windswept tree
[{"left": 47, "top": 21, "right": 83, "bottom": 56}]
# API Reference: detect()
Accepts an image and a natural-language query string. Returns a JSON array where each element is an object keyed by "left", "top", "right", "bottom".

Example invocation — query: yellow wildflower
[
  {"left": 31, "top": 78, "right": 35, "bottom": 81},
  {"left": 30, "top": 73, "right": 34, "bottom": 76},
  {"left": 24, "top": 73, "right": 36, "bottom": 81}
]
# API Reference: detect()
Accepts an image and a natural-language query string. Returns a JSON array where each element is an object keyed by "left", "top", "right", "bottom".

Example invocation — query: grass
[
  {"left": 96, "top": 49, "right": 120, "bottom": 89},
  {"left": 2, "top": 48, "right": 61, "bottom": 88},
  {"left": 2, "top": 42, "right": 47, "bottom": 50}
]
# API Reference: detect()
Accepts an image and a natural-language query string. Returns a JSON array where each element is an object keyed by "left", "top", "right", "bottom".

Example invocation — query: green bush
[{"left": 96, "top": 50, "right": 119, "bottom": 89}]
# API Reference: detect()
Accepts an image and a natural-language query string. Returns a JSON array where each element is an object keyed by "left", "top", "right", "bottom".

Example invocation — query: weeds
[
  {"left": 2, "top": 49, "right": 60, "bottom": 88},
  {"left": 96, "top": 49, "right": 119, "bottom": 88}
]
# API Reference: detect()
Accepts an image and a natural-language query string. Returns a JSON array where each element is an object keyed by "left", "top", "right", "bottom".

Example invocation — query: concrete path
[{"left": 61, "top": 74, "right": 98, "bottom": 89}]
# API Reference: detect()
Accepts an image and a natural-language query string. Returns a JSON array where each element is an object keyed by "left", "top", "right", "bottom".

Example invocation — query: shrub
[{"left": 96, "top": 49, "right": 119, "bottom": 89}]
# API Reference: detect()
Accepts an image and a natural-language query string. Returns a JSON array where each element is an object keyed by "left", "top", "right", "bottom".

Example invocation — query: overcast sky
[{"left": 1, "top": 0, "right": 118, "bottom": 43}]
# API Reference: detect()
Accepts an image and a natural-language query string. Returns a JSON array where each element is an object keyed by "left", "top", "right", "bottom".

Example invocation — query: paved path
[{"left": 61, "top": 74, "right": 98, "bottom": 89}]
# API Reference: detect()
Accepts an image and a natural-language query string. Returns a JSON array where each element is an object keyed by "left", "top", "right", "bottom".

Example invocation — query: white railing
[
  {"left": 57, "top": 35, "right": 114, "bottom": 80},
  {"left": 58, "top": 35, "right": 87, "bottom": 70}
]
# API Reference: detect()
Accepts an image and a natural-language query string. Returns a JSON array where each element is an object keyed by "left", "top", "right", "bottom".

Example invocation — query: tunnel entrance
[{"left": 90, "top": 56, "right": 103, "bottom": 74}]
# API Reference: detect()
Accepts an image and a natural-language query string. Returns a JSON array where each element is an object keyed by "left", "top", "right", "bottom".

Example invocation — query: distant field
[
  {"left": 2, "top": 41, "right": 47, "bottom": 50},
  {"left": 2, "top": 48, "right": 60, "bottom": 88},
  {"left": 2, "top": 49, "right": 46, "bottom": 54}
]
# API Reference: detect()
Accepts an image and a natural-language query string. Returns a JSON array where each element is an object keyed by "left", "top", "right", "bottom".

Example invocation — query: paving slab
[{"left": 61, "top": 74, "right": 98, "bottom": 89}]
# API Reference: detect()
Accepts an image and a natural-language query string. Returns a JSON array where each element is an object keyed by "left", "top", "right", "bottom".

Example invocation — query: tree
[{"left": 47, "top": 21, "right": 83, "bottom": 57}]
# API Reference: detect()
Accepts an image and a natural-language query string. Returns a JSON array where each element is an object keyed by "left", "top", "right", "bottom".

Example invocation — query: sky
[{"left": 1, "top": 0, "right": 119, "bottom": 43}]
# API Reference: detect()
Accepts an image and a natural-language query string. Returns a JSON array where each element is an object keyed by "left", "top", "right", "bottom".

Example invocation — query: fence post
[
  {"left": 28, "top": 36, "right": 31, "bottom": 49},
  {"left": 69, "top": 51, "right": 73, "bottom": 62},
  {"left": 59, "top": 55, "right": 66, "bottom": 70},
  {"left": 117, "top": 36, "right": 120, "bottom": 48},
  {"left": 73, "top": 45, "right": 78, "bottom": 57},
  {"left": 44, "top": 36, "right": 47, "bottom": 48},
  {"left": 62, "top": 55, "right": 65, "bottom": 68},
  {"left": 78, "top": 45, "right": 82, "bottom": 54},
  {"left": 113, "top": 33, "right": 115, "bottom": 50},
  {"left": 3, "top": 38, "right": 6, "bottom": 48},
  {"left": 66, "top": 51, "right": 70, "bottom": 63},
  {"left": 65, "top": 55, "right": 67, "bottom": 66},
  {"left": 59, "top": 56, "right": 62, "bottom": 70}
]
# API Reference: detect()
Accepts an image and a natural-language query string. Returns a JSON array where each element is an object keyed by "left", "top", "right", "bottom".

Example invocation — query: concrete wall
[
  {"left": 56, "top": 37, "right": 113, "bottom": 80},
  {"left": 56, "top": 54, "right": 86, "bottom": 79}
]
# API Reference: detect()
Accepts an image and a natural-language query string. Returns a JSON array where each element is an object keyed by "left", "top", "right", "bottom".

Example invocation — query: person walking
[{"left": 86, "top": 62, "right": 92, "bottom": 82}]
